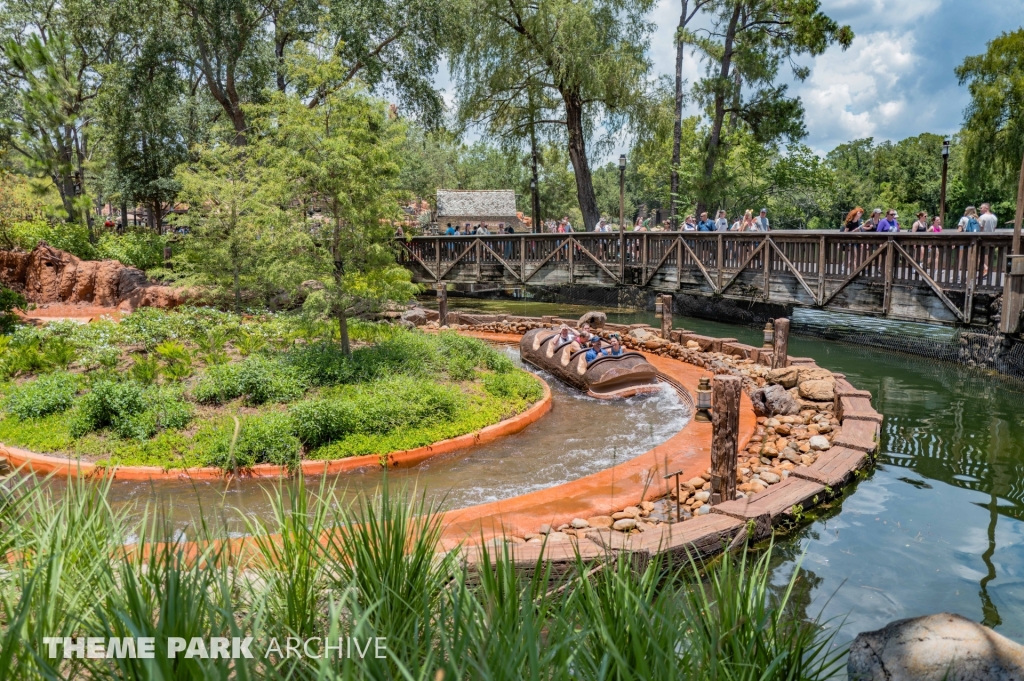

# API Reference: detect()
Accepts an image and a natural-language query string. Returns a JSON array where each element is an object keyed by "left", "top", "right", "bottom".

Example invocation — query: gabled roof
[{"left": 436, "top": 190, "right": 517, "bottom": 217}]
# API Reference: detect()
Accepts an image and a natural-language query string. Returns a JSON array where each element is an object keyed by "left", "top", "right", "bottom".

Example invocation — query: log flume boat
[{"left": 519, "top": 327, "right": 661, "bottom": 399}]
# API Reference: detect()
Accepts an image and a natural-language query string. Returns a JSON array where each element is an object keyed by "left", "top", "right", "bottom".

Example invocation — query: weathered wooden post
[
  {"left": 771, "top": 317, "right": 790, "bottom": 369},
  {"left": 661, "top": 294, "right": 673, "bottom": 339},
  {"left": 437, "top": 284, "right": 448, "bottom": 327},
  {"left": 710, "top": 374, "right": 741, "bottom": 505}
]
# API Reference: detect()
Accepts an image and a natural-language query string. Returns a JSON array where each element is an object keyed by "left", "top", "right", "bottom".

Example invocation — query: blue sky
[{"left": 436, "top": 0, "right": 1024, "bottom": 159}]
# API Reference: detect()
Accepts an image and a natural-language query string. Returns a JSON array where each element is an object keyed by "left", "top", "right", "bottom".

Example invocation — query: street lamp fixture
[
  {"left": 940, "top": 139, "right": 950, "bottom": 227},
  {"left": 694, "top": 375, "right": 713, "bottom": 422},
  {"left": 619, "top": 154, "right": 626, "bottom": 170}
]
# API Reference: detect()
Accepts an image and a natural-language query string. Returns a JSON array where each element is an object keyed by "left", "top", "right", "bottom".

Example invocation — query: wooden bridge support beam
[{"left": 437, "top": 284, "right": 448, "bottom": 327}]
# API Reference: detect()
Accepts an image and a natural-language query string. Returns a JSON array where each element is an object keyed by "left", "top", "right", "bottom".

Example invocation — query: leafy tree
[
  {"left": 260, "top": 86, "right": 417, "bottom": 355},
  {"left": 687, "top": 0, "right": 853, "bottom": 215},
  {"left": 670, "top": 0, "right": 712, "bottom": 224},
  {"left": 451, "top": 0, "right": 656, "bottom": 231},
  {"left": 171, "top": 143, "right": 300, "bottom": 311},
  {"left": 96, "top": 5, "right": 189, "bottom": 233},
  {"left": 956, "top": 29, "right": 1024, "bottom": 212}
]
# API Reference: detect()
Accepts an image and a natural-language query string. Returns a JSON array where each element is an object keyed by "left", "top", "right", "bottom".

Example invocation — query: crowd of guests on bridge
[
  {"left": 841, "top": 204, "right": 999, "bottom": 233},
  {"left": 554, "top": 323, "right": 625, "bottom": 364},
  {"left": 443, "top": 222, "right": 517, "bottom": 235}
]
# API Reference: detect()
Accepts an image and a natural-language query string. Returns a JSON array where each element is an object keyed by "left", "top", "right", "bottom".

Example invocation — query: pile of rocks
[{"left": 426, "top": 318, "right": 548, "bottom": 334}]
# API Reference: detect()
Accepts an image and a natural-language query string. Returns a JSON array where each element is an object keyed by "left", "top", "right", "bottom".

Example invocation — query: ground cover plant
[
  {"left": 0, "top": 307, "right": 542, "bottom": 471},
  {"left": 0, "top": 477, "right": 846, "bottom": 680}
]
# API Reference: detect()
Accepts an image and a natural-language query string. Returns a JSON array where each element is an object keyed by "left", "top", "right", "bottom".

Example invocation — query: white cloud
[{"left": 796, "top": 31, "right": 921, "bottom": 151}]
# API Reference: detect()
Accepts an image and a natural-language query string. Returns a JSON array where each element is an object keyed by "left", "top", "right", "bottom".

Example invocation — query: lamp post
[
  {"left": 940, "top": 139, "right": 950, "bottom": 227},
  {"left": 619, "top": 154, "right": 626, "bottom": 281},
  {"left": 530, "top": 177, "right": 539, "bottom": 234}
]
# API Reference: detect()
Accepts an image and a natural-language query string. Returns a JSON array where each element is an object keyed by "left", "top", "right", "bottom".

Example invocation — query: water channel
[{"left": 40, "top": 297, "right": 1024, "bottom": 649}]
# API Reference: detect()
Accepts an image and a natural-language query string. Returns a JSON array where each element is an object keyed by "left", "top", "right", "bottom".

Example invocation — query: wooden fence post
[
  {"left": 771, "top": 317, "right": 790, "bottom": 369},
  {"left": 437, "top": 284, "right": 448, "bottom": 327},
  {"left": 711, "top": 374, "right": 741, "bottom": 504},
  {"left": 661, "top": 294, "right": 673, "bottom": 339}
]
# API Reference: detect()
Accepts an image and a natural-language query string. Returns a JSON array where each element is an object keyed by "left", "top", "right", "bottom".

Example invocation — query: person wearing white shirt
[{"left": 714, "top": 210, "right": 729, "bottom": 231}]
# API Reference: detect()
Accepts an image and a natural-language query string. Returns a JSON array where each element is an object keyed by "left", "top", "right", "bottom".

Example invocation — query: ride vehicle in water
[{"left": 519, "top": 328, "right": 661, "bottom": 399}]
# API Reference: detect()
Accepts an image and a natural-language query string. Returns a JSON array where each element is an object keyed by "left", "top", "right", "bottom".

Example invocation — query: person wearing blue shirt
[
  {"left": 697, "top": 211, "right": 714, "bottom": 231},
  {"left": 445, "top": 223, "right": 456, "bottom": 235},
  {"left": 584, "top": 337, "right": 607, "bottom": 363},
  {"left": 607, "top": 337, "right": 624, "bottom": 356},
  {"left": 877, "top": 210, "right": 900, "bottom": 233}
]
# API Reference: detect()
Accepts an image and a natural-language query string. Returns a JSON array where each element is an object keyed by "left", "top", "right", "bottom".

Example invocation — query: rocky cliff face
[{"left": 0, "top": 244, "right": 184, "bottom": 312}]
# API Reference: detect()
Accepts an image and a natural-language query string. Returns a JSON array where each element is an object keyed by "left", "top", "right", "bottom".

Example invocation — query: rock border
[{"left": 0, "top": 373, "right": 552, "bottom": 481}]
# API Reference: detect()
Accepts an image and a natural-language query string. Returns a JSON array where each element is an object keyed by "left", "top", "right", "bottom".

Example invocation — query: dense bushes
[
  {"left": 4, "top": 371, "right": 79, "bottom": 419},
  {"left": 192, "top": 355, "right": 304, "bottom": 405},
  {"left": 71, "top": 380, "right": 192, "bottom": 440},
  {"left": 0, "top": 308, "right": 543, "bottom": 470},
  {"left": 290, "top": 377, "right": 464, "bottom": 448}
]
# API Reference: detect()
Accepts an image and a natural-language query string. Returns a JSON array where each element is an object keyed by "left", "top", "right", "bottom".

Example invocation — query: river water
[{"left": 439, "top": 298, "right": 1024, "bottom": 647}]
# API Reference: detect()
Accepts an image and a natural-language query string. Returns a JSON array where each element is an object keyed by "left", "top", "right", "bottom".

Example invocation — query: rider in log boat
[{"left": 519, "top": 323, "right": 660, "bottom": 399}]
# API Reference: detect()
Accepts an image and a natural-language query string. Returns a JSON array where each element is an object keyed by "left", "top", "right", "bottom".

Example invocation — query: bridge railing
[{"left": 399, "top": 231, "right": 1013, "bottom": 291}]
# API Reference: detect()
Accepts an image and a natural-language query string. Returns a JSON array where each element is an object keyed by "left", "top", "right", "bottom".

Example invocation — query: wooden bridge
[{"left": 397, "top": 231, "right": 1024, "bottom": 329}]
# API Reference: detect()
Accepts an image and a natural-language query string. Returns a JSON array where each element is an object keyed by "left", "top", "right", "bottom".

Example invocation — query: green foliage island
[{"left": 0, "top": 308, "right": 542, "bottom": 471}]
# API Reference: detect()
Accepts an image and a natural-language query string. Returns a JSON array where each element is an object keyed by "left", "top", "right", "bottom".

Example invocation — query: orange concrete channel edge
[{"left": 0, "top": 371, "right": 552, "bottom": 481}]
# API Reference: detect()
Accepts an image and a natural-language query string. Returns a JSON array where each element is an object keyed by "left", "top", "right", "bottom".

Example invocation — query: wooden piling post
[
  {"left": 437, "top": 284, "right": 448, "bottom": 327},
  {"left": 661, "top": 294, "right": 673, "bottom": 339},
  {"left": 771, "top": 317, "right": 790, "bottom": 369},
  {"left": 711, "top": 375, "right": 741, "bottom": 504}
]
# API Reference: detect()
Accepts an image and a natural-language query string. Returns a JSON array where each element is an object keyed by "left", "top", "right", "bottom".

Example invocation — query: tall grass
[{"left": 0, "top": 476, "right": 845, "bottom": 680}]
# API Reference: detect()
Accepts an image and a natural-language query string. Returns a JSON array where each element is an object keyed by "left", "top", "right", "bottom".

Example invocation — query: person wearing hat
[
  {"left": 756, "top": 208, "right": 770, "bottom": 231},
  {"left": 861, "top": 209, "right": 882, "bottom": 232},
  {"left": 584, "top": 336, "right": 608, "bottom": 363}
]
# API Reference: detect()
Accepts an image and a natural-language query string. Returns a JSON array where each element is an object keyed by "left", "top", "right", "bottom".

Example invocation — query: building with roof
[{"left": 436, "top": 190, "right": 523, "bottom": 231}]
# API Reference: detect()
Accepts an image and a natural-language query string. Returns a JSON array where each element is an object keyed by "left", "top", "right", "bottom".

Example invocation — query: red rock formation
[{"left": 0, "top": 244, "right": 184, "bottom": 312}]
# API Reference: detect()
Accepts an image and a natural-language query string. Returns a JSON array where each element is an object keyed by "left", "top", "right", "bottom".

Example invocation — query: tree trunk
[
  {"left": 234, "top": 262, "right": 240, "bottom": 313},
  {"left": 154, "top": 200, "right": 163, "bottom": 234},
  {"left": 330, "top": 200, "right": 351, "bottom": 356},
  {"left": 564, "top": 93, "right": 600, "bottom": 231},
  {"left": 670, "top": 0, "right": 689, "bottom": 227},
  {"left": 696, "top": 2, "right": 741, "bottom": 217},
  {"left": 120, "top": 200, "right": 128, "bottom": 234}
]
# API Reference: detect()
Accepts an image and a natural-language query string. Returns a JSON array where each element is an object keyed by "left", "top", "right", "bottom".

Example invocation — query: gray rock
[
  {"left": 571, "top": 518, "right": 589, "bottom": 529},
  {"left": 538, "top": 524, "right": 551, "bottom": 535},
  {"left": 848, "top": 613, "right": 1024, "bottom": 681},
  {"left": 696, "top": 505, "right": 711, "bottom": 515},
  {"left": 400, "top": 307, "right": 428, "bottom": 326},
  {"left": 612, "top": 518, "right": 637, "bottom": 531},
  {"left": 751, "top": 384, "right": 801, "bottom": 417},
  {"left": 578, "top": 311, "right": 607, "bottom": 329},
  {"left": 798, "top": 378, "right": 836, "bottom": 401},
  {"left": 545, "top": 532, "right": 570, "bottom": 542},
  {"left": 760, "top": 471, "right": 781, "bottom": 484},
  {"left": 809, "top": 435, "right": 830, "bottom": 451}
]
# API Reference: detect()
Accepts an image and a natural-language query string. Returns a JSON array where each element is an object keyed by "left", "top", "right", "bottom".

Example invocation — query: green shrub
[
  {"left": 0, "top": 286, "right": 25, "bottom": 334},
  {"left": 192, "top": 356, "right": 303, "bottom": 405},
  {"left": 290, "top": 377, "right": 464, "bottom": 448},
  {"left": 286, "top": 341, "right": 353, "bottom": 385},
  {"left": 237, "top": 355, "right": 304, "bottom": 405},
  {"left": 95, "top": 229, "right": 168, "bottom": 270},
  {"left": 200, "top": 413, "right": 300, "bottom": 469},
  {"left": 192, "top": 363, "right": 244, "bottom": 404},
  {"left": 485, "top": 351, "right": 516, "bottom": 374},
  {"left": 70, "top": 380, "right": 192, "bottom": 440},
  {"left": 42, "top": 338, "right": 77, "bottom": 369},
  {"left": 129, "top": 355, "right": 160, "bottom": 385},
  {"left": 483, "top": 370, "right": 543, "bottom": 403},
  {"left": 5, "top": 371, "right": 79, "bottom": 419},
  {"left": 234, "top": 329, "right": 266, "bottom": 356}
]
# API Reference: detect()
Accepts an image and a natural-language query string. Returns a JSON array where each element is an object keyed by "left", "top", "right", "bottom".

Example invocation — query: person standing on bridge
[
  {"left": 715, "top": 210, "right": 729, "bottom": 231},
  {"left": 877, "top": 210, "right": 900, "bottom": 232},
  {"left": 698, "top": 212, "right": 714, "bottom": 231},
  {"left": 979, "top": 203, "right": 998, "bottom": 232},
  {"left": 843, "top": 207, "right": 864, "bottom": 231},
  {"left": 957, "top": 206, "right": 980, "bottom": 232},
  {"left": 912, "top": 211, "right": 929, "bottom": 232},
  {"left": 756, "top": 208, "right": 770, "bottom": 231}
]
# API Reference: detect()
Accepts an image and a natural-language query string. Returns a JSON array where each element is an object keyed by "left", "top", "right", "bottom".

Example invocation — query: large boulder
[
  {"left": 796, "top": 367, "right": 834, "bottom": 383},
  {"left": 750, "top": 384, "right": 800, "bottom": 416},
  {"left": 400, "top": 307, "right": 429, "bottom": 326},
  {"left": 578, "top": 310, "right": 607, "bottom": 329},
  {"left": 848, "top": 613, "right": 1024, "bottom": 681},
  {"left": 629, "top": 327, "right": 657, "bottom": 342},
  {"left": 0, "top": 243, "right": 184, "bottom": 311},
  {"left": 798, "top": 378, "right": 835, "bottom": 401},
  {"left": 766, "top": 366, "right": 799, "bottom": 388}
]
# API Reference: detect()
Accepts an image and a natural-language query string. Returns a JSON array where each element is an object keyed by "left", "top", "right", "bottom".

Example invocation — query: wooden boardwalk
[{"left": 398, "top": 231, "right": 1016, "bottom": 327}]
